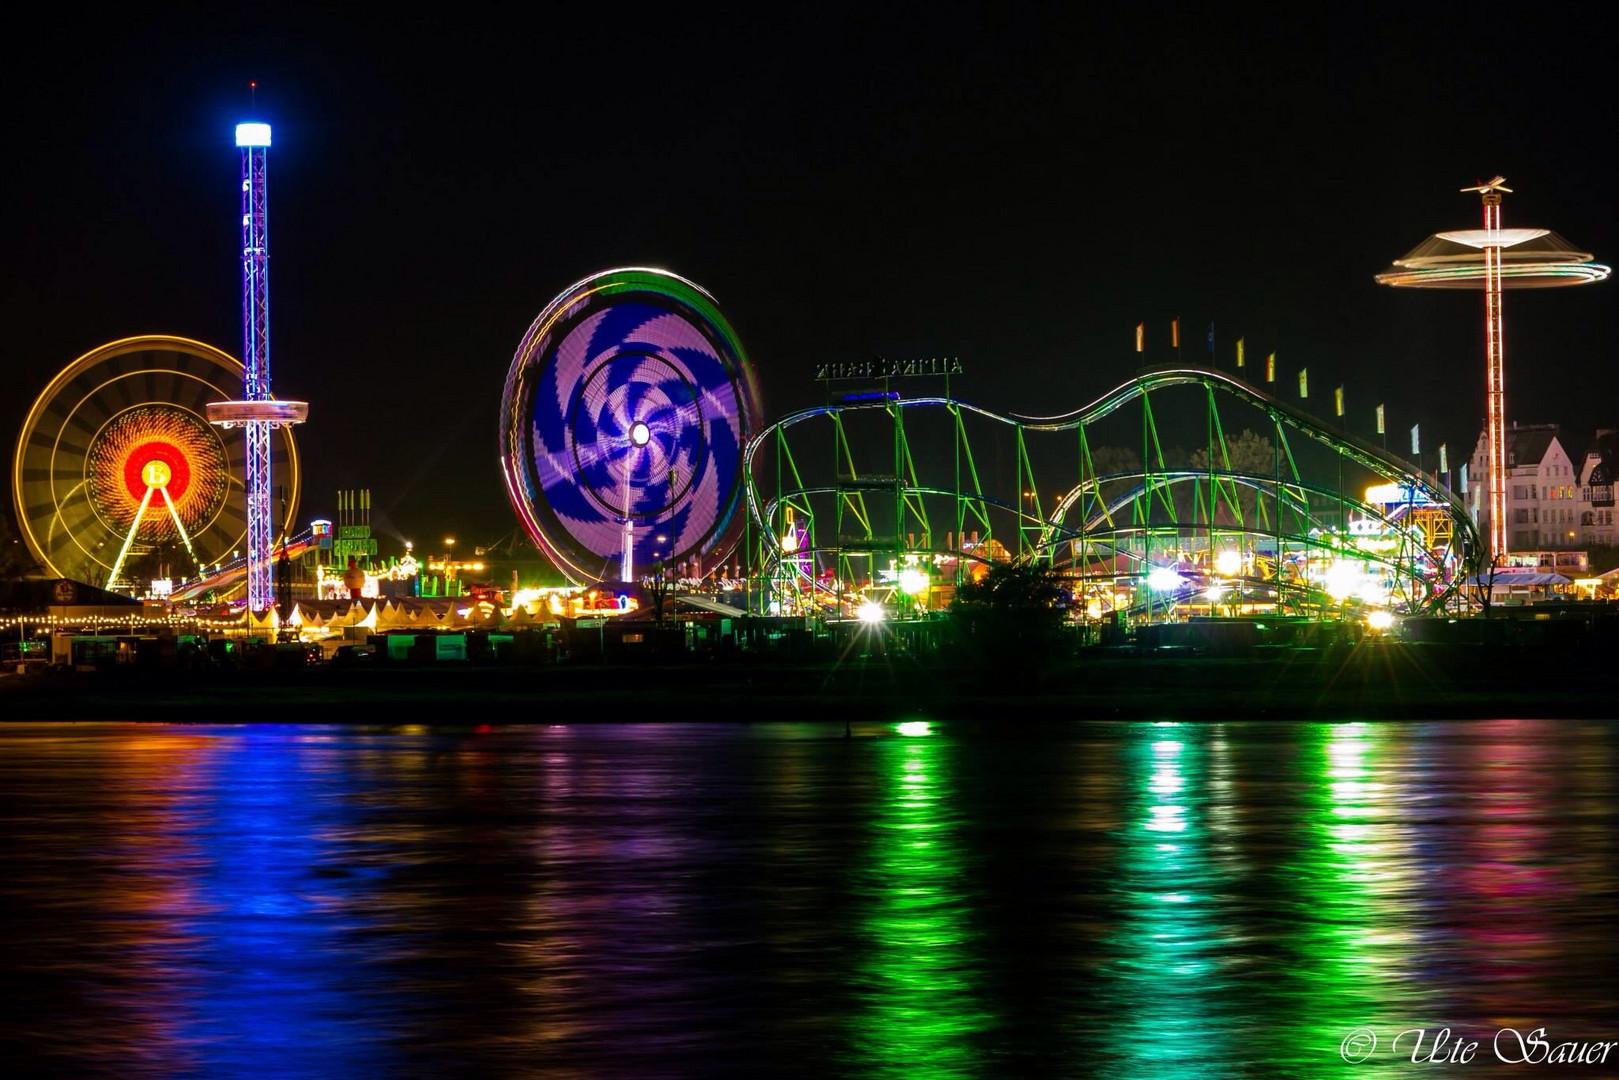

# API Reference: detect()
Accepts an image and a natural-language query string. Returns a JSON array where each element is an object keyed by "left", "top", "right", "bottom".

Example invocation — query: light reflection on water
[{"left": 1, "top": 719, "right": 1616, "bottom": 1077}]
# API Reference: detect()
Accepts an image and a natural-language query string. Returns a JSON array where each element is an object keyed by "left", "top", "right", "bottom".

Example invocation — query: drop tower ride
[{"left": 208, "top": 119, "right": 308, "bottom": 611}]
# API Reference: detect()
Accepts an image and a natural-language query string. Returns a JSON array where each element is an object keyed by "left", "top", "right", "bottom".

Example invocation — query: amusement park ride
[
  {"left": 1377, "top": 177, "right": 1609, "bottom": 563},
  {"left": 204, "top": 119, "right": 307, "bottom": 612},
  {"left": 741, "top": 365, "right": 1479, "bottom": 623},
  {"left": 11, "top": 336, "right": 301, "bottom": 594}
]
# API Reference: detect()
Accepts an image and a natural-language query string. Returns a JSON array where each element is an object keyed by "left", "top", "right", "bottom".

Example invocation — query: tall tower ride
[
  {"left": 208, "top": 119, "right": 307, "bottom": 611},
  {"left": 1376, "top": 178, "right": 1607, "bottom": 564}
]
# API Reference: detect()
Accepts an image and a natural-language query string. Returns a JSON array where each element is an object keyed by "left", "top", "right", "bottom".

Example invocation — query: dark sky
[{"left": 4, "top": 6, "right": 1616, "bottom": 553}]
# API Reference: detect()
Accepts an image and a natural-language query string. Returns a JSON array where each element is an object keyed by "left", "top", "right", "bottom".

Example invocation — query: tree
[
  {"left": 1189, "top": 428, "right": 1277, "bottom": 526},
  {"left": 641, "top": 560, "right": 672, "bottom": 621},
  {"left": 947, "top": 561, "right": 1072, "bottom": 683},
  {"left": 1474, "top": 551, "right": 1503, "bottom": 619},
  {"left": 1587, "top": 544, "right": 1619, "bottom": 576},
  {"left": 1088, "top": 445, "right": 1141, "bottom": 477},
  {"left": 0, "top": 511, "right": 39, "bottom": 582}
]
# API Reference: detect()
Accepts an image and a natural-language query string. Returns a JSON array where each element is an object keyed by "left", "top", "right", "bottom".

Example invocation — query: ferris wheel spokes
[{"left": 104, "top": 458, "right": 207, "bottom": 590}]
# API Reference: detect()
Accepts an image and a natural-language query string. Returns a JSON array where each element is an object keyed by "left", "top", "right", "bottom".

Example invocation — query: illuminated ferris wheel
[
  {"left": 499, "top": 268, "right": 763, "bottom": 583},
  {"left": 11, "top": 335, "right": 301, "bottom": 591}
]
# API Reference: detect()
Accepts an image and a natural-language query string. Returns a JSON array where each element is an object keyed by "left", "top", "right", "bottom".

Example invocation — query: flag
[
  {"left": 1298, "top": 368, "right": 1308, "bottom": 398},
  {"left": 1411, "top": 424, "right": 1420, "bottom": 456},
  {"left": 1266, "top": 352, "right": 1275, "bottom": 382},
  {"left": 1376, "top": 403, "right": 1385, "bottom": 435},
  {"left": 1460, "top": 463, "right": 1469, "bottom": 494},
  {"left": 1439, "top": 443, "right": 1448, "bottom": 473},
  {"left": 1135, "top": 323, "right": 1144, "bottom": 353},
  {"left": 1207, "top": 321, "right": 1215, "bottom": 353},
  {"left": 1171, "top": 318, "right": 1180, "bottom": 349},
  {"left": 1334, "top": 386, "right": 1344, "bottom": 418},
  {"left": 1236, "top": 337, "right": 1245, "bottom": 368}
]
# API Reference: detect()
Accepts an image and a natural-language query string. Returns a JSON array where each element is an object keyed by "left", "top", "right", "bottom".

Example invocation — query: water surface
[{"left": 1, "top": 719, "right": 1615, "bottom": 1077}]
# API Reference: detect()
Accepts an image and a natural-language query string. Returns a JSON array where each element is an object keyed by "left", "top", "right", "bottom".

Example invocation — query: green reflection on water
[
  {"left": 848, "top": 721, "right": 988, "bottom": 1079},
  {"left": 1284, "top": 723, "right": 1426, "bottom": 1074},
  {"left": 1099, "top": 725, "right": 1232, "bottom": 1079}
]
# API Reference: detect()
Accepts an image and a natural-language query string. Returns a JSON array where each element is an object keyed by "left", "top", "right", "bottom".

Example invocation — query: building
[
  {"left": 1576, "top": 430, "right": 1618, "bottom": 550},
  {"left": 1467, "top": 423, "right": 1584, "bottom": 554}
]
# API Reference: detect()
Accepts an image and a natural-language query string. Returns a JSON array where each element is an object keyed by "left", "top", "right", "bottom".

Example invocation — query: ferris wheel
[
  {"left": 11, "top": 335, "right": 301, "bottom": 591},
  {"left": 499, "top": 268, "right": 763, "bottom": 583}
]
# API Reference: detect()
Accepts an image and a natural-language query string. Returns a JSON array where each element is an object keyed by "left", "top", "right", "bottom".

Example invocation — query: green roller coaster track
[{"left": 743, "top": 365, "right": 1480, "bottom": 622}]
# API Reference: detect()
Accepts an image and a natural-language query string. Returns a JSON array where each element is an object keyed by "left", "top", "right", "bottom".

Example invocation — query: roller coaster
[
  {"left": 165, "top": 527, "right": 320, "bottom": 604},
  {"left": 744, "top": 364, "right": 1479, "bottom": 623}
]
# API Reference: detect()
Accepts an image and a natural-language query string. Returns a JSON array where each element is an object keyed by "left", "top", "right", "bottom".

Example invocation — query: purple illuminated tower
[{"left": 208, "top": 120, "right": 307, "bottom": 611}]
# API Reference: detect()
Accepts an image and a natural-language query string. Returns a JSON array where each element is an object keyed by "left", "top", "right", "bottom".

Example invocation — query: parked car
[{"left": 332, "top": 643, "right": 377, "bottom": 666}]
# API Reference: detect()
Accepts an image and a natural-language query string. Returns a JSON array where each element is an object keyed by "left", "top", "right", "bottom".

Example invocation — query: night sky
[{"left": 4, "top": 8, "right": 1615, "bottom": 558}]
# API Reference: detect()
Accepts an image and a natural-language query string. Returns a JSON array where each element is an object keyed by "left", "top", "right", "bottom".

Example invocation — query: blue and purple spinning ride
[{"left": 500, "top": 269, "right": 762, "bottom": 584}]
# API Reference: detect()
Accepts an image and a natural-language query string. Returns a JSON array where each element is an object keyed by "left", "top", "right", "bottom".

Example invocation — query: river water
[{"left": 1, "top": 719, "right": 1615, "bottom": 1078}]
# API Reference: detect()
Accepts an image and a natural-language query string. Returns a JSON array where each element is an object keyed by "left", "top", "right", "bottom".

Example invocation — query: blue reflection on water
[{"left": 170, "top": 729, "right": 391, "bottom": 1078}]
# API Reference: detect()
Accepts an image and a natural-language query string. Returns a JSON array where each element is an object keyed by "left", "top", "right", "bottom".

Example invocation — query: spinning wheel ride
[
  {"left": 500, "top": 269, "right": 762, "bottom": 583},
  {"left": 11, "top": 335, "right": 301, "bottom": 591}
]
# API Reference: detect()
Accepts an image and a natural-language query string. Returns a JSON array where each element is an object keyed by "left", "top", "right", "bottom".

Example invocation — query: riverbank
[{"left": 4, "top": 639, "right": 1616, "bottom": 722}]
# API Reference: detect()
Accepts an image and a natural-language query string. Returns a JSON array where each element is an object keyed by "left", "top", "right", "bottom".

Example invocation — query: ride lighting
[
  {"left": 1366, "top": 609, "right": 1396, "bottom": 631},
  {"left": 235, "top": 122, "right": 272, "bottom": 147},
  {"left": 1357, "top": 579, "right": 1391, "bottom": 605},
  {"left": 897, "top": 568, "right": 930, "bottom": 594},
  {"left": 1147, "top": 566, "right": 1183, "bottom": 592},
  {"left": 1214, "top": 550, "right": 1242, "bottom": 577},
  {"left": 857, "top": 600, "right": 886, "bottom": 623},
  {"left": 1365, "top": 483, "right": 1433, "bottom": 507},
  {"left": 1323, "top": 560, "right": 1361, "bottom": 601}
]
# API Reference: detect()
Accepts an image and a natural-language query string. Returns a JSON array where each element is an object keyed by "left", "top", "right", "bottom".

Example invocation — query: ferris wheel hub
[{"left": 140, "top": 460, "right": 173, "bottom": 489}]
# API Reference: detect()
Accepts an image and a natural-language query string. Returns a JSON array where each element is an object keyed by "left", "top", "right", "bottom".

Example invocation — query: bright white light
[
  {"left": 1434, "top": 227, "right": 1549, "bottom": 249},
  {"left": 1214, "top": 550, "right": 1242, "bottom": 577},
  {"left": 897, "top": 568, "right": 929, "bottom": 594},
  {"left": 1323, "top": 560, "right": 1360, "bottom": 601},
  {"left": 235, "top": 122, "right": 272, "bottom": 147},
  {"left": 857, "top": 600, "right": 886, "bottom": 623},
  {"left": 1366, "top": 610, "right": 1396, "bottom": 631},
  {"left": 896, "top": 720, "right": 932, "bottom": 737},
  {"left": 1356, "top": 579, "right": 1390, "bottom": 605},
  {"left": 630, "top": 421, "right": 651, "bottom": 447},
  {"left": 1147, "top": 567, "right": 1182, "bottom": 592},
  {"left": 1203, "top": 586, "right": 1224, "bottom": 603}
]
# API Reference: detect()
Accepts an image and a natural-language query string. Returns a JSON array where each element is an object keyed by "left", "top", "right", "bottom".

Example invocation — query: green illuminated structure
[{"left": 745, "top": 366, "right": 1478, "bottom": 623}]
